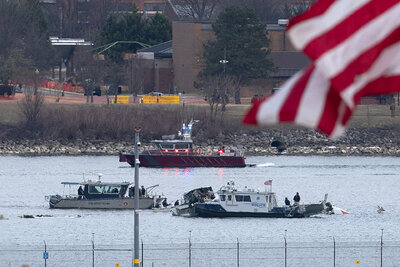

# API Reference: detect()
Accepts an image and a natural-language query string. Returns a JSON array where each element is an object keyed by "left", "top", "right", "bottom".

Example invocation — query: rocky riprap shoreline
[{"left": 1, "top": 128, "right": 400, "bottom": 156}]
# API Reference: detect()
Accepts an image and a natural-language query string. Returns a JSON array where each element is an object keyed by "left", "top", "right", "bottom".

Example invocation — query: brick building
[
  {"left": 172, "top": 20, "right": 309, "bottom": 96},
  {"left": 172, "top": 22, "right": 215, "bottom": 94},
  {"left": 135, "top": 40, "right": 174, "bottom": 93}
]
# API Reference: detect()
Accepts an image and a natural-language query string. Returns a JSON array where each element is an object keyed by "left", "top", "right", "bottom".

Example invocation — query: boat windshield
[
  {"left": 175, "top": 143, "right": 191, "bottom": 149},
  {"left": 88, "top": 185, "right": 121, "bottom": 194},
  {"left": 152, "top": 141, "right": 193, "bottom": 150},
  {"left": 158, "top": 143, "right": 174, "bottom": 149}
]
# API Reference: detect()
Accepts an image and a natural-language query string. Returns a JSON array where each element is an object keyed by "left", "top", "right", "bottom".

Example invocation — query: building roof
[
  {"left": 268, "top": 51, "right": 310, "bottom": 77},
  {"left": 138, "top": 40, "right": 172, "bottom": 58}
]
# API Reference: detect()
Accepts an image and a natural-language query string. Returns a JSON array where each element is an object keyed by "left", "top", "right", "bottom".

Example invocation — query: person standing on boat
[
  {"left": 141, "top": 186, "right": 146, "bottom": 197},
  {"left": 293, "top": 192, "right": 300, "bottom": 206},
  {"left": 285, "top": 197, "right": 290, "bottom": 206},
  {"left": 78, "top": 186, "right": 84, "bottom": 200},
  {"left": 129, "top": 186, "right": 134, "bottom": 197}
]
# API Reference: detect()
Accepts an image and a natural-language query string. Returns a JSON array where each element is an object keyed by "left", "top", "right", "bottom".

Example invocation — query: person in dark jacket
[
  {"left": 78, "top": 186, "right": 84, "bottom": 200},
  {"left": 293, "top": 192, "right": 300, "bottom": 206},
  {"left": 141, "top": 186, "right": 146, "bottom": 197},
  {"left": 129, "top": 186, "right": 134, "bottom": 198},
  {"left": 285, "top": 197, "right": 290, "bottom": 206}
]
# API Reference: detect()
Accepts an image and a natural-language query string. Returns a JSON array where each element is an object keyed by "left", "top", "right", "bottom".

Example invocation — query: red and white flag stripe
[
  {"left": 243, "top": 62, "right": 400, "bottom": 138},
  {"left": 244, "top": 0, "right": 400, "bottom": 137},
  {"left": 288, "top": 0, "right": 400, "bottom": 93}
]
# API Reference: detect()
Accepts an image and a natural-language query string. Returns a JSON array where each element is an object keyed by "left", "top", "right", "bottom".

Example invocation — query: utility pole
[
  {"left": 134, "top": 126, "right": 141, "bottom": 267},
  {"left": 219, "top": 47, "right": 229, "bottom": 111},
  {"left": 59, "top": 7, "right": 63, "bottom": 82}
]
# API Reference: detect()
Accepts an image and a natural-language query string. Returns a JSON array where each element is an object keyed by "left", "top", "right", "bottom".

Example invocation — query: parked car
[
  {"left": 251, "top": 94, "right": 265, "bottom": 104},
  {"left": 83, "top": 85, "right": 102, "bottom": 96},
  {"left": 93, "top": 86, "right": 101, "bottom": 96},
  {"left": 106, "top": 84, "right": 121, "bottom": 95},
  {"left": 148, "top": 92, "right": 164, "bottom": 96}
]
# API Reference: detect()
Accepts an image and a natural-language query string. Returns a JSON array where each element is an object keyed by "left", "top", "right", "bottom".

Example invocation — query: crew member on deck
[
  {"left": 141, "top": 186, "right": 146, "bottom": 197},
  {"left": 78, "top": 186, "right": 84, "bottom": 200},
  {"left": 293, "top": 192, "right": 300, "bottom": 206},
  {"left": 285, "top": 197, "right": 290, "bottom": 206},
  {"left": 129, "top": 186, "right": 134, "bottom": 197}
]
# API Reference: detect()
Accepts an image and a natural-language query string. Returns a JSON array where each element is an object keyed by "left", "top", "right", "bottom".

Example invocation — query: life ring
[{"left": 196, "top": 148, "right": 202, "bottom": 154}]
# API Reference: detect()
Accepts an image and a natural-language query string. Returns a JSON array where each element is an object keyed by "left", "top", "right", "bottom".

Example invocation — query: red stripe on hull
[{"left": 120, "top": 154, "right": 246, "bottom": 168}]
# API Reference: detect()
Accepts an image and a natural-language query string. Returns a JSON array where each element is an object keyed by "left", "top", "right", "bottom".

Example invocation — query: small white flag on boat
[{"left": 264, "top": 180, "right": 272, "bottom": 186}]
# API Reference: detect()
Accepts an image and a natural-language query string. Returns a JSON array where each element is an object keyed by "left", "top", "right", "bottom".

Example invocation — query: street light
[
  {"left": 219, "top": 55, "right": 229, "bottom": 110},
  {"left": 34, "top": 69, "right": 39, "bottom": 95},
  {"left": 219, "top": 59, "right": 229, "bottom": 73}
]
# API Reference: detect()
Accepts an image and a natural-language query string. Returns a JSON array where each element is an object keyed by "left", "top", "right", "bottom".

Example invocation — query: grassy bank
[{"left": 1, "top": 101, "right": 400, "bottom": 144}]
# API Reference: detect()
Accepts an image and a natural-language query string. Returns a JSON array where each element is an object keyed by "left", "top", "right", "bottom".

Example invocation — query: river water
[{"left": 1, "top": 155, "right": 399, "bottom": 266}]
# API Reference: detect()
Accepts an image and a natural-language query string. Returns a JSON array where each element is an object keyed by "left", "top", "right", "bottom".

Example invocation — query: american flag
[
  {"left": 264, "top": 180, "right": 272, "bottom": 186},
  {"left": 244, "top": 0, "right": 400, "bottom": 138}
]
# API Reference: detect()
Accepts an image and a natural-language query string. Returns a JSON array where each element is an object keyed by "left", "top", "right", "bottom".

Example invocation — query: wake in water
[{"left": 256, "top": 162, "right": 276, "bottom": 167}]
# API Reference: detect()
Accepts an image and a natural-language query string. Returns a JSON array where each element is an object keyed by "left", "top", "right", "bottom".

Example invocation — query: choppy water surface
[{"left": 0, "top": 155, "right": 399, "bottom": 265}]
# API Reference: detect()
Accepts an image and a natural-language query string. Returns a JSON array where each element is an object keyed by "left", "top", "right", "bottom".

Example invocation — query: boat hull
[
  {"left": 194, "top": 203, "right": 324, "bottom": 218},
  {"left": 49, "top": 195, "right": 155, "bottom": 209},
  {"left": 120, "top": 154, "right": 246, "bottom": 168}
]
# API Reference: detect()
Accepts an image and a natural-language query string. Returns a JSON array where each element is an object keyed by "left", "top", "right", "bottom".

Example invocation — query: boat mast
[{"left": 181, "top": 119, "right": 199, "bottom": 141}]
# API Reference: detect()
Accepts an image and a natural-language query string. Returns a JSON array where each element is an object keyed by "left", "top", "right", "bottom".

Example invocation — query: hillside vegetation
[{"left": 1, "top": 101, "right": 400, "bottom": 147}]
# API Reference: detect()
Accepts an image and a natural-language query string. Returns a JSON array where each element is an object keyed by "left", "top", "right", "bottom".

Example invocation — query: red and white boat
[{"left": 119, "top": 120, "right": 246, "bottom": 168}]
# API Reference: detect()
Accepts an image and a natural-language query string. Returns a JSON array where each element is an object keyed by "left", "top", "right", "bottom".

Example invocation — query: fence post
[
  {"left": 188, "top": 231, "right": 192, "bottom": 267},
  {"left": 188, "top": 238, "right": 192, "bottom": 267},
  {"left": 284, "top": 230, "right": 287, "bottom": 267},
  {"left": 44, "top": 240, "right": 47, "bottom": 267},
  {"left": 381, "top": 229, "right": 384, "bottom": 267},
  {"left": 141, "top": 240, "right": 144, "bottom": 267},
  {"left": 92, "top": 233, "right": 95, "bottom": 267},
  {"left": 333, "top": 237, "right": 336, "bottom": 267},
  {"left": 237, "top": 238, "right": 240, "bottom": 267}
]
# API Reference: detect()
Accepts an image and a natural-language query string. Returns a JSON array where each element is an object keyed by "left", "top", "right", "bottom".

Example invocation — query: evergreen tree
[
  {"left": 145, "top": 13, "right": 172, "bottom": 46},
  {"left": 202, "top": 6, "right": 273, "bottom": 103},
  {"left": 96, "top": 5, "right": 171, "bottom": 63}
]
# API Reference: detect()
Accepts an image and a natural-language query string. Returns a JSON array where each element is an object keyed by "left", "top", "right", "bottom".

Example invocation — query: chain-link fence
[{"left": 2, "top": 239, "right": 400, "bottom": 267}]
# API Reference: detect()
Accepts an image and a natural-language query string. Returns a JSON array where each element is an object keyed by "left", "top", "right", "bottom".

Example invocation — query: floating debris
[
  {"left": 377, "top": 206, "right": 385, "bottom": 213},
  {"left": 20, "top": 215, "right": 34, "bottom": 218},
  {"left": 0, "top": 214, "right": 8, "bottom": 220}
]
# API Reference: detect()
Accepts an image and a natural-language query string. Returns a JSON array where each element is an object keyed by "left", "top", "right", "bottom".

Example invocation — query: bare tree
[
  {"left": 218, "top": 0, "right": 314, "bottom": 22},
  {"left": 126, "top": 56, "right": 145, "bottom": 103},
  {"left": 201, "top": 74, "right": 232, "bottom": 120},
  {"left": 19, "top": 84, "right": 45, "bottom": 130},
  {"left": 52, "top": 0, "right": 117, "bottom": 80},
  {"left": 73, "top": 47, "right": 105, "bottom": 103},
  {"left": 170, "top": 0, "right": 220, "bottom": 22}
]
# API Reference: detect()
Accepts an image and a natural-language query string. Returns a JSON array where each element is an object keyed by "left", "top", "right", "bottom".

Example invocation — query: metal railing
[{"left": 1, "top": 238, "right": 398, "bottom": 267}]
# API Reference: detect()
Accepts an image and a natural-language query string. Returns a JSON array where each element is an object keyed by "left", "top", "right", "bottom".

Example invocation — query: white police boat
[
  {"left": 192, "top": 181, "right": 327, "bottom": 218},
  {"left": 48, "top": 174, "right": 163, "bottom": 209}
]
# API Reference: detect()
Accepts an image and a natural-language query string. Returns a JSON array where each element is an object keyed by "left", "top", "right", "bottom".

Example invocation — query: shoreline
[{"left": 1, "top": 139, "right": 400, "bottom": 156}]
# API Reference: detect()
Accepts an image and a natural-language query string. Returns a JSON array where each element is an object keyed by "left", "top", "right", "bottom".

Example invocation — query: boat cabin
[
  {"left": 145, "top": 140, "right": 195, "bottom": 155},
  {"left": 218, "top": 182, "right": 278, "bottom": 211},
  {"left": 65, "top": 180, "right": 130, "bottom": 200}
]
